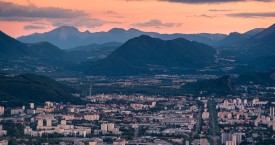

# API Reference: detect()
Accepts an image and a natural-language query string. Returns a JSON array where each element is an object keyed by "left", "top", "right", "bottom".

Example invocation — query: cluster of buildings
[
  {"left": 0, "top": 95, "right": 203, "bottom": 145},
  {"left": 1, "top": 94, "right": 275, "bottom": 145},
  {"left": 214, "top": 98, "right": 275, "bottom": 145}
]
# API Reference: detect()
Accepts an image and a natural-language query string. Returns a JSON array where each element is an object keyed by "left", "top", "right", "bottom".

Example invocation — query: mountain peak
[
  {"left": 85, "top": 35, "right": 216, "bottom": 75},
  {"left": 108, "top": 28, "right": 126, "bottom": 33},
  {"left": 138, "top": 35, "right": 153, "bottom": 39},
  {"left": 229, "top": 32, "right": 242, "bottom": 36},
  {"left": 84, "top": 30, "right": 91, "bottom": 34},
  {"left": 51, "top": 26, "right": 79, "bottom": 33},
  {"left": 128, "top": 28, "right": 141, "bottom": 32}
]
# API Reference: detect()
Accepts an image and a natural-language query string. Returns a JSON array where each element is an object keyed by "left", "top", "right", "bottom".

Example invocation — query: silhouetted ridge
[{"left": 85, "top": 35, "right": 216, "bottom": 75}]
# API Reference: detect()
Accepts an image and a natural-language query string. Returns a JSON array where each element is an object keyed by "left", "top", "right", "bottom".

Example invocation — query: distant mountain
[
  {"left": 0, "top": 73, "right": 82, "bottom": 107},
  {"left": 243, "top": 28, "right": 265, "bottom": 37},
  {"left": 215, "top": 32, "right": 248, "bottom": 47},
  {"left": 17, "top": 26, "right": 227, "bottom": 49},
  {"left": 254, "top": 24, "right": 275, "bottom": 39},
  {"left": 84, "top": 35, "right": 217, "bottom": 75},
  {"left": 0, "top": 31, "right": 75, "bottom": 73},
  {"left": 18, "top": 26, "right": 91, "bottom": 49},
  {"left": 215, "top": 23, "right": 275, "bottom": 72},
  {"left": 216, "top": 27, "right": 266, "bottom": 47},
  {"left": 230, "top": 24, "right": 275, "bottom": 71},
  {"left": 66, "top": 42, "right": 122, "bottom": 62}
]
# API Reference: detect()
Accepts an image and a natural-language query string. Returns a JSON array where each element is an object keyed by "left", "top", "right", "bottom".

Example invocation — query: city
[{"left": 0, "top": 0, "right": 275, "bottom": 145}]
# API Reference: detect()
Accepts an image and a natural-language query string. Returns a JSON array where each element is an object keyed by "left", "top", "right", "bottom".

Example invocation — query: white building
[
  {"left": 84, "top": 114, "right": 100, "bottom": 121},
  {"left": 101, "top": 123, "right": 108, "bottom": 132},
  {"left": 226, "top": 141, "right": 237, "bottom": 145},
  {"left": 30, "top": 103, "right": 35, "bottom": 109},
  {"left": 202, "top": 109, "right": 210, "bottom": 120},
  {"left": 270, "top": 107, "right": 275, "bottom": 117},
  {"left": 0, "top": 125, "right": 7, "bottom": 137},
  {"left": 108, "top": 123, "right": 115, "bottom": 132},
  {"left": 113, "top": 139, "right": 126, "bottom": 145},
  {"left": 46, "top": 119, "right": 52, "bottom": 127},
  {"left": 0, "top": 106, "right": 4, "bottom": 116}
]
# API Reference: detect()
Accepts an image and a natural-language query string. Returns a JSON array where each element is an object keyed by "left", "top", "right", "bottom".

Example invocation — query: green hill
[
  {"left": 85, "top": 35, "right": 216, "bottom": 75},
  {"left": 0, "top": 73, "right": 82, "bottom": 107},
  {"left": 182, "top": 70, "right": 275, "bottom": 96}
]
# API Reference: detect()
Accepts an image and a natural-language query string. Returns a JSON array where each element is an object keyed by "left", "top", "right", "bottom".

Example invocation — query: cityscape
[{"left": 0, "top": 0, "right": 275, "bottom": 145}]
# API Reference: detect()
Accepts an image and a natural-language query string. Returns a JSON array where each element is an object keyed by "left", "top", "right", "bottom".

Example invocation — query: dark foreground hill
[
  {"left": 182, "top": 70, "right": 275, "bottom": 95},
  {"left": 85, "top": 35, "right": 217, "bottom": 75},
  {"left": 0, "top": 31, "right": 76, "bottom": 73},
  {"left": 0, "top": 73, "right": 82, "bottom": 107}
]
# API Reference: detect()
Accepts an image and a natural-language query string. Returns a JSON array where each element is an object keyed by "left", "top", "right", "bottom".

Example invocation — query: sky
[{"left": 0, "top": 0, "right": 275, "bottom": 37}]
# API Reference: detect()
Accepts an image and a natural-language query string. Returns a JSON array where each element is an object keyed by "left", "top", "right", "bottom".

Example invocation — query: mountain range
[
  {"left": 17, "top": 26, "right": 227, "bottom": 49},
  {"left": 1, "top": 23, "right": 275, "bottom": 75}
]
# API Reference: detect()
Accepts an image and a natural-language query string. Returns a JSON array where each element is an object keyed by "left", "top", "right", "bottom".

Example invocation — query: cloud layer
[
  {"left": 227, "top": 12, "right": 275, "bottom": 18},
  {"left": 133, "top": 19, "right": 182, "bottom": 28},
  {"left": 159, "top": 0, "right": 275, "bottom": 4},
  {"left": 24, "top": 25, "right": 47, "bottom": 30},
  {"left": 0, "top": 1, "right": 106, "bottom": 29},
  {"left": 0, "top": 1, "right": 87, "bottom": 20}
]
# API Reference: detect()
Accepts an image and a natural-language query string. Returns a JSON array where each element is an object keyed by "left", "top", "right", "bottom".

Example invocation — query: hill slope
[
  {"left": 66, "top": 42, "right": 122, "bottom": 62},
  {"left": 0, "top": 31, "right": 28, "bottom": 57},
  {"left": 0, "top": 73, "right": 82, "bottom": 107},
  {"left": 233, "top": 24, "right": 275, "bottom": 71},
  {"left": 217, "top": 23, "right": 275, "bottom": 72},
  {"left": 0, "top": 31, "right": 75, "bottom": 73}
]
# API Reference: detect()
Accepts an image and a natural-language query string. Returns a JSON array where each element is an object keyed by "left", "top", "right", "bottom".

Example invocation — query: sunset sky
[{"left": 0, "top": 0, "right": 275, "bottom": 37}]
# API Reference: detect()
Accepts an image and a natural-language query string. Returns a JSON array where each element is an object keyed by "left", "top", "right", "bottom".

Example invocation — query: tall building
[
  {"left": 270, "top": 107, "right": 275, "bottom": 117},
  {"left": 232, "top": 133, "right": 243, "bottom": 145},
  {"left": 0, "top": 125, "right": 7, "bottom": 137},
  {"left": 61, "top": 120, "right": 67, "bottom": 126},
  {"left": 0, "top": 106, "right": 4, "bottom": 116},
  {"left": 108, "top": 123, "right": 115, "bottom": 132},
  {"left": 101, "top": 123, "right": 108, "bottom": 132},
  {"left": 222, "top": 133, "right": 232, "bottom": 144},
  {"left": 202, "top": 109, "right": 210, "bottom": 120},
  {"left": 46, "top": 119, "right": 52, "bottom": 127},
  {"left": 244, "top": 99, "right": 248, "bottom": 105},
  {"left": 37, "top": 119, "right": 43, "bottom": 127},
  {"left": 30, "top": 103, "right": 34, "bottom": 109},
  {"left": 151, "top": 102, "right": 156, "bottom": 107},
  {"left": 226, "top": 141, "right": 237, "bottom": 145}
]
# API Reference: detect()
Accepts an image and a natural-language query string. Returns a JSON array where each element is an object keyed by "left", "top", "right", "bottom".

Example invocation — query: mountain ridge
[
  {"left": 85, "top": 35, "right": 217, "bottom": 75},
  {"left": 17, "top": 26, "right": 227, "bottom": 49}
]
